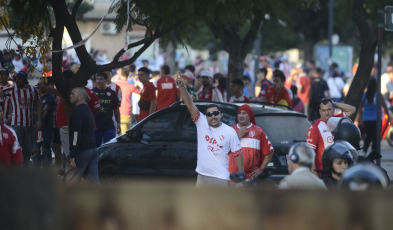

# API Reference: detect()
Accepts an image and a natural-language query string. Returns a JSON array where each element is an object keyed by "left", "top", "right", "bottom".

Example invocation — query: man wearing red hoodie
[{"left": 228, "top": 104, "right": 274, "bottom": 179}]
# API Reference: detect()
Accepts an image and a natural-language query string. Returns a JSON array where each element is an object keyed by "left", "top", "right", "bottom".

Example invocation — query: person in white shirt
[
  {"left": 279, "top": 143, "right": 327, "bottom": 190},
  {"left": 176, "top": 75, "right": 244, "bottom": 187}
]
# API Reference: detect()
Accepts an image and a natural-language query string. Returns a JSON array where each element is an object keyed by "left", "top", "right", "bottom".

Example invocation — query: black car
[{"left": 98, "top": 102, "right": 311, "bottom": 181}]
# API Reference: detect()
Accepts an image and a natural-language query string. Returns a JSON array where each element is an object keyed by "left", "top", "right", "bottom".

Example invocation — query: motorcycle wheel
[{"left": 387, "top": 127, "right": 393, "bottom": 147}]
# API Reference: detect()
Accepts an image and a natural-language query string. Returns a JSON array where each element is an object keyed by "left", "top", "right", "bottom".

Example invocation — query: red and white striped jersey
[
  {"left": 2, "top": 84, "right": 39, "bottom": 127},
  {"left": 0, "top": 84, "right": 12, "bottom": 123},
  {"left": 229, "top": 123, "right": 274, "bottom": 179},
  {"left": 307, "top": 113, "right": 345, "bottom": 175}
]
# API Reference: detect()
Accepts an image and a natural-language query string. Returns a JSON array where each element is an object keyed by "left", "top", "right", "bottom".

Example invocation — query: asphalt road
[{"left": 380, "top": 141, "right": 393, "bottom": 181}]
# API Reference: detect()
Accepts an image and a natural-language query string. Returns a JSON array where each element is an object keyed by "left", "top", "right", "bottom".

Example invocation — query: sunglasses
[{"left": 206, "top": 111, "right": 220, "bottom": 117}]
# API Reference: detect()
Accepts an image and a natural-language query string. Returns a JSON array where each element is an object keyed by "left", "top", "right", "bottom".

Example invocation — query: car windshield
[{"left": 255, "top": 115, "right": 310, "bottom": 145}]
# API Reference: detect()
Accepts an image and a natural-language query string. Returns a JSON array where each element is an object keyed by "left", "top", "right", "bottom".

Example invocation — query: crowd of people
[{"left": 0, "top": 48, "right": 391, "bottom": 189}]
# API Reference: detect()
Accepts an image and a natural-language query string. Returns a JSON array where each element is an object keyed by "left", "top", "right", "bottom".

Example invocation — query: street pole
[
  {"left": 328, "top": 0, "right": 334, "bottom": 66},
  {"left": 377, "top": 9, "right": 384, "bottom": 166}
]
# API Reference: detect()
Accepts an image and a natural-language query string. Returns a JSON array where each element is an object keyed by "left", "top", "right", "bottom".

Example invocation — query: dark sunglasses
[{"left": 206, "top": 111, "right": 220, "bottom": 117}]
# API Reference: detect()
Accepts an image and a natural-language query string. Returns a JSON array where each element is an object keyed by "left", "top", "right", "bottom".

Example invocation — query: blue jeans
[
  {"left": 95, "top": 129, "right": 116, "bottom": 147},
  {"left": 12, "top": 126, "right": 34, "bottom": 167},
  {"left": 65, "top": 148, "right": 99, "bottom": 185},
  {"left": 32, "top": 125, "right": 54, "bottom": 167}
]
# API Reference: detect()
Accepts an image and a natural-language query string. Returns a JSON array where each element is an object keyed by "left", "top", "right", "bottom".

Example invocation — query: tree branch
[{"left": 72, "top": 0, "right": 83, "bottom": 18}]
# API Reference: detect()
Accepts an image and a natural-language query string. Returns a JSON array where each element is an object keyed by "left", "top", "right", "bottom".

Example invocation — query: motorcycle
[{"left": 382, "top": 111, "right": 393, "bottom": 147}]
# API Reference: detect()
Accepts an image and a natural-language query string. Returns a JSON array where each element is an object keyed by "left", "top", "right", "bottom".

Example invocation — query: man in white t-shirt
[{"left": 176, "top": 76, "right": 244, "bottom": 187}]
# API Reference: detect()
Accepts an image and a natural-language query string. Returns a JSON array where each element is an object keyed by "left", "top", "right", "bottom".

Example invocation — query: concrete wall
[{"left": 2, "top": 169, "right": 393, "bottom": 230}]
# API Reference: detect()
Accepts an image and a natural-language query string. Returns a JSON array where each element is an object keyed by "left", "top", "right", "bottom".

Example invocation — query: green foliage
[{"left": 67, "top": 1, "right": 94, "bottom": 20}]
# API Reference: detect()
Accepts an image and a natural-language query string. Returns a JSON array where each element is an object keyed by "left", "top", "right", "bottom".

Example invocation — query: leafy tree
[{"left": 344, "top": 0, "right": 393, "bottom": 118}]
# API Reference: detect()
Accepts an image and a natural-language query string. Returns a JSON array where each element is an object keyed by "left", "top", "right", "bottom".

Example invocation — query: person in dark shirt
[
  {"left": 67, "top": 87, "right": 99, "bottom": 184},
  {"left": 33, "top": 78, "right": 56, "bottom": 167},
  {"left": 93, "top": 72, "right": 121, "bottom": 147}
]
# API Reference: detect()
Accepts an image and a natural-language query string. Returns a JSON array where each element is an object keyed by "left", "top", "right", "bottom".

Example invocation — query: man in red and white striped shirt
[
  {"left": 0, "top": 68, "right": 12, "bottom": 124},
  {"left": 0, "top": 71, "right": 42, "bottom": 167}
]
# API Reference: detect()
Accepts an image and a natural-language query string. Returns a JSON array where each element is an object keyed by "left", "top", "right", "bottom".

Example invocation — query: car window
[
  {"left": 140, "top": 110, "right": 181, "bottom": 139},
  {"left": 182, "top": 115, "right": 196, "bottom": 139},
  {"left": 255, "top": 115, "right": 310, "bottom": 144}
]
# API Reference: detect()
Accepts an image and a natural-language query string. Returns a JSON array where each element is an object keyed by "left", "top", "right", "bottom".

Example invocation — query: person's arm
[
  {"left": 235, "top": 154, "right": 244, "bottom": 172},
  {"left": 176, "top": 76, "right": 199, "bottom": 120},
  {"left": 149, "top": 100, "right": 156, "bottom": 115},
  {"left": 36, "top": 99, "right": 43, "bottom": 131},
  {"left": 114, "top": 108, "right": 121, "bottom": 135},
  {"left": 260, "top": 152, "right": 273, "bottom": 170},
  {"left": 326, "top": 90, "right": 331, "bottom": 99},
  {"left": 35, "top": 84, "right": 61, "bottom": 96},
  {"left": 382, "top": 96, "right": 392, "bottom": 122},
  {"left": 69, "top": 110, "right": 83, "bottom": 168},
  {"left": 333, "top": 101, "right": 356, "bottom": 118}
]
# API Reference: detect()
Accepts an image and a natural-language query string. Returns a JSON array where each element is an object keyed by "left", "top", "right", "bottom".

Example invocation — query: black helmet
[
  {"left": 338, "top": 163, "right": 389, "bottom": 190},
  {"left": 335, "top": 140, "right": 358, "bottom": 163},
  {"left": 333, "top": 120, "right": 361, "bottom": 150},
  {"left": 322, "top": 142, "right": 354, "bottom": 174}
]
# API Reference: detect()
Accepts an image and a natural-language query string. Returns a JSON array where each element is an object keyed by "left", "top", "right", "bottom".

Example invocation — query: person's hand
[
  {"left": 35, "top": 121, "right": 42, "bottom": 131},
  {"left": 250, "top": 168, "right": 262, "bottom": 178},
  {"left": 116, "top": 125, "right": 121, "bottom": 135},
  {"left": 237, "top": 127, "right": 248, "bottom": 138},
  {"left": 70, "top": 158, "right": 76, "bottom": 168},
  {"left": 175, "top": 75, "right": 186, "bottom": 89}
]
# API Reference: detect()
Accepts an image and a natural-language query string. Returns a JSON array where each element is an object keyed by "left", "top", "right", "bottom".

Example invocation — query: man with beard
[
  {"left": 197, "top": 70, "right": 224, "bottom": 102},
  {"left": 228, "top": 104, "right": 274, "bottom": 179},
  {"left": 176, "top": 75, "right": 243, "bottom": 187},
  {"left": 0, "top": 71, "right": 42, "bottom": 167}
]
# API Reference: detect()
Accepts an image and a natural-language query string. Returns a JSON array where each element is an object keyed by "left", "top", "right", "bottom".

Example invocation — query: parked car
[{"left": 98, "top": 102, "right": 311, "bottom": 182}]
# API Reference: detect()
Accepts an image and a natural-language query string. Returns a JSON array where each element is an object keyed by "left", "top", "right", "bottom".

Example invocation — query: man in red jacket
[
  {"left": 228, "top": 104, "right": 274, "bottom": 179},
  {"left": 0, "top": 102, "right": 23, "bottom": 166}
]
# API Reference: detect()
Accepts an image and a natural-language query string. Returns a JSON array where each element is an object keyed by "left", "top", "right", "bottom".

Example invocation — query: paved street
[{"left": 380, "top": 141, "right": 393, "bottom": 181}]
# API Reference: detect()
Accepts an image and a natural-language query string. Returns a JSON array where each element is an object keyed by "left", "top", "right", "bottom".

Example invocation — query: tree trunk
[
  {"left": 344, "top": 0, "right": 378, "bottom": 120},
  {"left": 226, "top": 46, "right": 245, "bottom": 94},
  {"left": 303, "top": 39, "right": 315, "bottom": 64},
  {"left": 165, "top": 39, "right": 176, "bottom": 75}
]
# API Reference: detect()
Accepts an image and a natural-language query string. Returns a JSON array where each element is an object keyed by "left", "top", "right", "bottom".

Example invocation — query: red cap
[{"left": 237, "top": 104, "right": 256, "bottom": 125}]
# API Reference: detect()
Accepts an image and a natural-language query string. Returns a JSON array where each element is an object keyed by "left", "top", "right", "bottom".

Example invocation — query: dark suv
[{"left": 98, "top": 102, "right": 311, "bottom": 181}]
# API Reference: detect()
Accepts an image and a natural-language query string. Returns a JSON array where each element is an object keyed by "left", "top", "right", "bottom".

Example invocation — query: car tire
[{"left": 99, "top": 163, "right": 121, "bottom": 182}]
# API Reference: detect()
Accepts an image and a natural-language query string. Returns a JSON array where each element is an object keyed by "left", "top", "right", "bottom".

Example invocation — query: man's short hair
[
  {"left": 258, "top": 68, "right": 267, "bottom": 76},
  {"left": 121, "top": 68, "right": 130, "bottom": 77},
  {"left": 288, "top": 143, "right": 315, "bottom": 168},
  {"left": 319, "top": 98, "right": 334, "bottom": 108},
  {"left": 185, "top": 65, "right": 195, "bottom": 73},
  {"left": 243, "top": 75, "right": 251, "bottom": 82},
  {"left": 74, "top": 87, "right": 88, "bottom": 102},
  {"left": 129, "top": 64, "right": 136, "bottom": 72},
  {"left": 206, "top": 104, "right": 220, "bottom": 113},
  {"left": 161, "top": 65, "right": 170, "bottom": 75},
  {"left": 231, "top": 79, "right": 244, "bottom": 87},
  {"left": 273, "top": 70, "right": 286, "bottom": 82},
  {"left": 96, "top": 72, "right": 108, "bottom": 80},
  {"left": 138, "top": 67, "right": 151, "bottom": 75}
]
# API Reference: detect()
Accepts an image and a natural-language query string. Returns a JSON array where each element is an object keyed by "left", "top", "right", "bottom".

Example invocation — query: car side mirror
[
  {"left": 126, "top": 130, "right": 139, "bottom": 139},
  {"left": 230, "top": 172, "right": 247, "bottom": 183}
]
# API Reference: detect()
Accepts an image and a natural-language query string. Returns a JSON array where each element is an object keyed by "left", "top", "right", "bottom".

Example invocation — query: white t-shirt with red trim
[{"left": 193, "top": 111, "right": 243, "bottom": 180}]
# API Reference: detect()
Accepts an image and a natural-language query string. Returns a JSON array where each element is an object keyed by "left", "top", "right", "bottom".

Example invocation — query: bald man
[{"left": 67, "top": 87, "right": 99, "bottom": 184}]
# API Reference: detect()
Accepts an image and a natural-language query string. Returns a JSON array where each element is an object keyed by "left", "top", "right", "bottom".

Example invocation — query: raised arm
[
  {"left": 333, "top": 101, "right": 356, "bottom": 118},
  {"left": 176, "top": 76, "right": 199, "bottom": 120}
]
